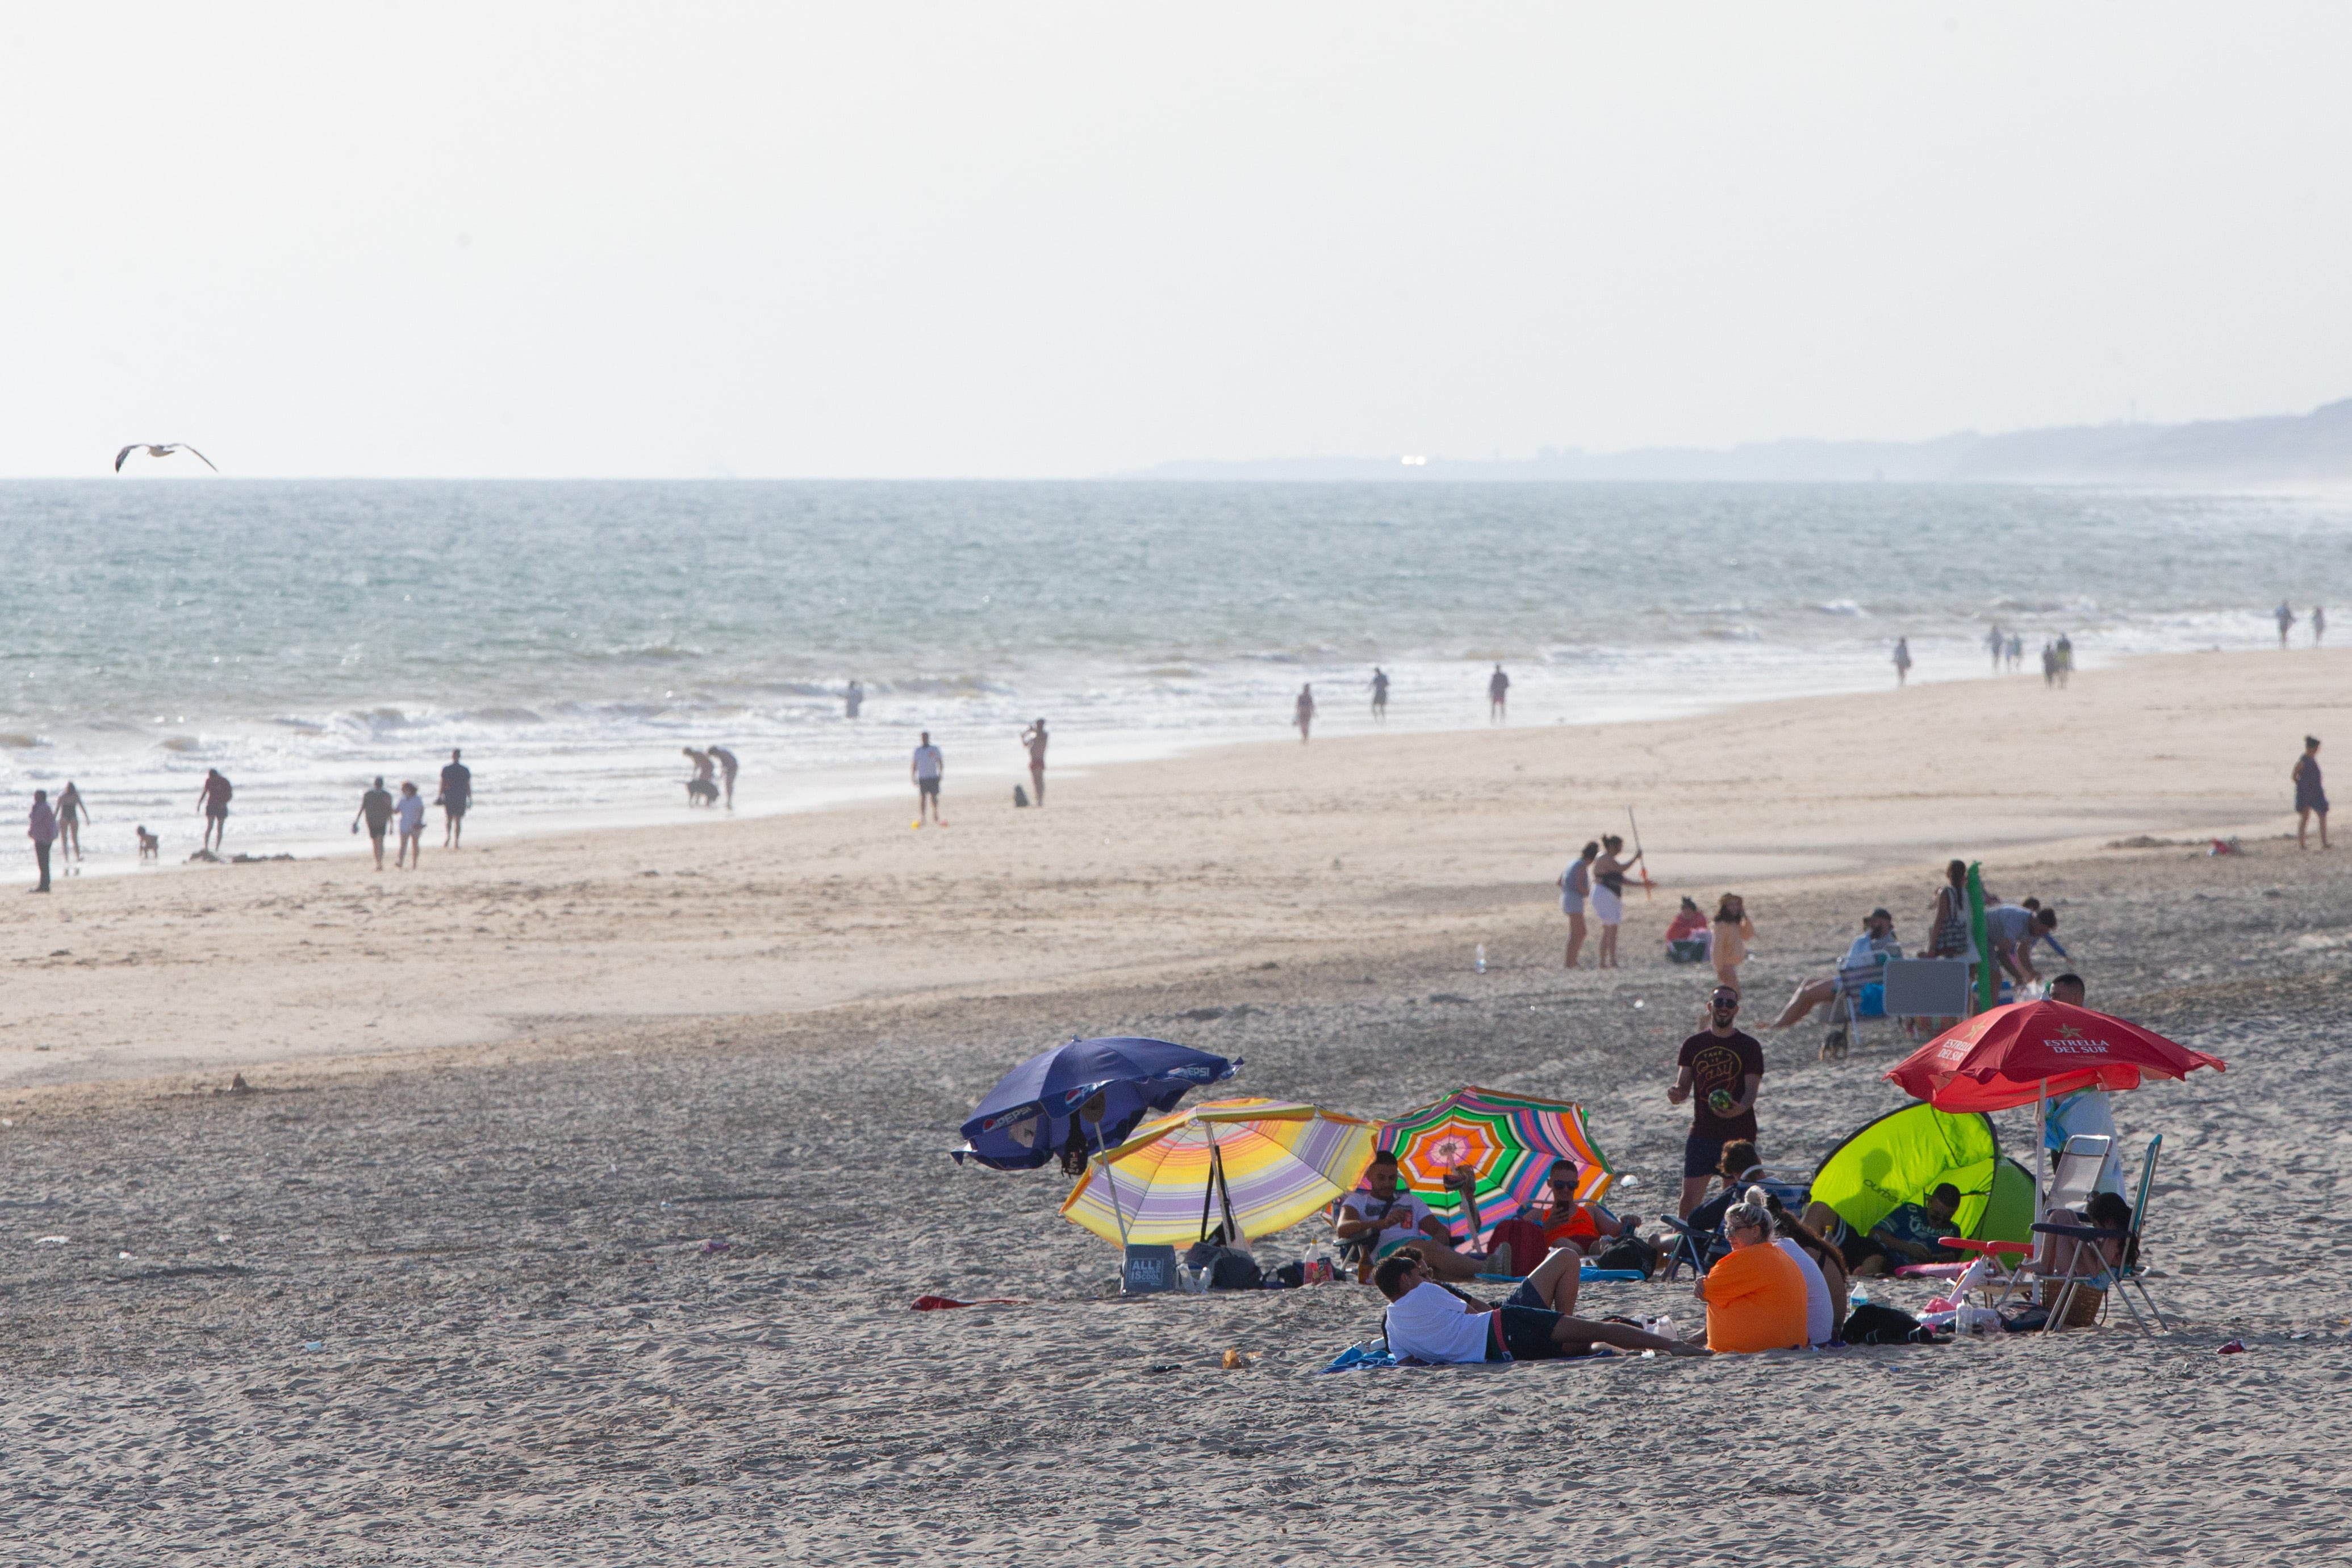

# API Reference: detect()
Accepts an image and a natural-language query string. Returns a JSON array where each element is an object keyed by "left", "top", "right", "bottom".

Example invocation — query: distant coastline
[{"left": 1136, "top": 398, "right": 2352, "bottom": 484}]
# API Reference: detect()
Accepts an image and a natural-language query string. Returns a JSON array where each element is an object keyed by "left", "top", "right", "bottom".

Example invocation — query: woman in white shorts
[
  {"left": 1559, "top": 841, "right": 1598, "bottom": 968},
  {"left": 1591, "top": 834, "right": 1641, "bottom": 968}
]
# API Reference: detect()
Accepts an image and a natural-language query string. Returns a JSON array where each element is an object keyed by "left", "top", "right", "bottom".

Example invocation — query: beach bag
[
  {"left": 1208, "top": 1249, "right": 1264, "bottom": 1291},
  {"left": 1013, "top": 784, "right": 1030, "bottom": 808},
  {"left": 1858, "top": 982, "right": 1885, "bottom": 1018},
  {"left": 1841, "top": 1302, "right": 1942, "bottom": 1345},
  {"left": 1484, "top": 1218, "right": 1548, "bottom": 1277},
  {"left": 1592, "top": 1234, "right": 1658, "bottom": 1279}
]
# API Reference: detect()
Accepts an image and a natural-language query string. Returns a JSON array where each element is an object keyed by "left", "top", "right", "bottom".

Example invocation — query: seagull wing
[
  {"left": 115, "top": 444, "right": 137, "bottom": 472},
  {"left": 179, "top": 445, "right": 219, "bottom": 471}
]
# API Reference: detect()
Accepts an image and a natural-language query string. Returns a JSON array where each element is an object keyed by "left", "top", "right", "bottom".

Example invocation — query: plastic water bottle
[
  {"left": 1850, "top": 1283, "right": 1873, "bottom": 1308},
  {"left": 1475, "top": 944, "right": 1487, "bottom": 974},
  {"left": 1654, "top": 1314, "right": 1676, "bottom": 1343}
]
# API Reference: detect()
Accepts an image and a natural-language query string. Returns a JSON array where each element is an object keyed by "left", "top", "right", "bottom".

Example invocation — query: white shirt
[
  {"left": 396, "top": 795, "right": 426, "bottom": 833},
  {"left": 1340, "top": 1189, "right": 1435, "bottom": 1248},
  {"left": 912, "top": 745, "right": 943, "bottom": 780},
  {"left": 1382, "top": 1281, "right": 1493, "bottom": 1364},
  {"left": 1777, "top": 1239, "right": 1832, "bottom": 1347}
]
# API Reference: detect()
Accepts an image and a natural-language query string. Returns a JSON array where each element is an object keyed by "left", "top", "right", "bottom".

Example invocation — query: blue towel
[{"left": 1321, "top": 1341, "right": 1400, "bottom": 1373}]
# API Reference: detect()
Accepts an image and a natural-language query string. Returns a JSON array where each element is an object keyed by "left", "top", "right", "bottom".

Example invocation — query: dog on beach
[
  {"left": 136, "top": 825, "right": 159, "bottom": 861},
  {"left": 686, "top": 777, "right": 720, "bottom": 806}
]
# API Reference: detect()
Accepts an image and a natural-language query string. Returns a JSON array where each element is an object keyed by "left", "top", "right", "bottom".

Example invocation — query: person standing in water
[
  {"left": 682, "top": 747, "right": 717, "bottom": 805},
  {"left": 2295, "top": 735, "right": 2329, "bottom": 850},
  {"left": 353, "top": 776, "right": 395, "bottom": 870},
  {"left": 2315, "top": 607, "right": 2328, "bottom": 647},
  {"left": 1293, "top": 684, "right": 1315, "bottom": 743},
  {"left": 197, "top": 769, "right": 232, "bottom": 852},
  {"left": 1559, "top": 841, "right": 1597, "bottom": 969},
  {"left": 1020, "top": 719, "right": 1048, "bottom": 807},
  {"left": 2007, "top": 632, "right": 2023, "bottom": 671},
  {"left": 1369, "top": 667, "right": 1389, "bottom": 722},
  {"left": 438, "top": 750, "right": 471, "bottom": 847},
  {"left": 1892, "top": 638, "right": 1912, "bottom": 687},
  {"left": 845, "top": 680, "right": 864, "bottom": 720},
  {"left": 28, "top": 789, "right": 56, "bottom": 893},
  {"left": 1985, "top": 625, "right": 2003, "bottom": 672},
  {"left": 2055, "top": 633, "right": 2073, "bottom": 687},
  {"left": 912, "top": 731, "right": 945, "bottom": 825},
  {"left": 708, "top": 744, "right": 739, "bottom": 809},
  {"left": 1488, "top": 664, "right": 1510, "bottom": 722},
  {"left": 1591, "top": 834, "right": 1641, "bottom": 969},
  {"left": 54, "top": 781, "right": 88, "bottom": 866},
  {"left": 2278, "top": 601, "right": 2297, "bottom": 647}
]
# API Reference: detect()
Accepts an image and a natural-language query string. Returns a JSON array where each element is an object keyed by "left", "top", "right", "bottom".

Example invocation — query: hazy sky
[{"left": 5, "top": 4, "right": 2349, "bottom": 477}]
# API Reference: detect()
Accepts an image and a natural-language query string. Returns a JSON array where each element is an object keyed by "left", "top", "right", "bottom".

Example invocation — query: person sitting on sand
[
  {"left": 1529, "top": 1157, "right": 1639, "bottom": 1264},
  {"left": 1665, "top": 897, "right": 1708, "bottom": 957},
  {"left": 1839, "top": 1184, "right": 1962, "bottom": 1277},
  {"left": 1335, "top": 1151, "right": 1485, "bottom": 1281},
  {"left": 1768, "top": 908, "right": 1901, "bottom": 1030},
  {"left": 1693, "top": 1191, "right": 1810, "bottom": 1353},
  {"left": 1763, "top": 1192, "right": 1848, "bottom": 1343},
  {"left": 1373, "top": 1251, "right": 1706, "bottom": 1364}
]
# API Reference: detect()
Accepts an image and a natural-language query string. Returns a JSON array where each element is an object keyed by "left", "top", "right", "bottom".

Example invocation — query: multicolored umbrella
[
  {"left": 1379, "top": 1087, "right": 1614, "bottom": 1245},
  {"left": 1060, "top": 1098, "right": 1377, "bottom": 1248}
]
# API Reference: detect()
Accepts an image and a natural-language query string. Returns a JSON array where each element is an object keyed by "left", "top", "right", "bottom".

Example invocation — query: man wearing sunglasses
[
  {"left": 1669, "top": 986, "right": 1765, "bottom": 1219},
  {"left": 1372, "top": 1251, "right": 1706, "bottom": 1363}
]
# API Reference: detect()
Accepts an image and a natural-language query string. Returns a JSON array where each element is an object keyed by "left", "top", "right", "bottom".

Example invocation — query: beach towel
[{"left": 1318, "top": 1340, "right": 1624, "bottom": 1373}]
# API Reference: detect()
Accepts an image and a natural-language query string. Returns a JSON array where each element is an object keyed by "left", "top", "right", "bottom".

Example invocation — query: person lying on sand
[
  {"left": 1839, "top": 1184, "right": 1962, "bottom": 1277},
  {"left": 1373, "top": 1251, "right": 1706, "bottom": 1364},
  {"left": 1335, "top": 1151, "right": 1487, "bottom": 1281},
  {"left": 1767, "top": 908, "right": 1900, "bottom": 1029}
]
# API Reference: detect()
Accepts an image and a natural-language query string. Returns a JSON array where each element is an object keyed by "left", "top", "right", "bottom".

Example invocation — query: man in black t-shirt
[
  {"left": 1668, "top": 986, "right": 1765, "bottom": 1218},
  {"left": 439, "top": 750, "right": 472, "bottom": 848},
  {"left": 352, "top": 776, "right": 395, "bottom": 871}
]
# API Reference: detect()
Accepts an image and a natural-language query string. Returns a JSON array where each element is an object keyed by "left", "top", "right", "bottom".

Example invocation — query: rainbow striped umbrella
[
  {"left": 1379, "top": 1088, "right": 1614, "bottom": 1246},
  {"left": 1060, "top": 1098, "right": 1377, "bottom": 1248}
]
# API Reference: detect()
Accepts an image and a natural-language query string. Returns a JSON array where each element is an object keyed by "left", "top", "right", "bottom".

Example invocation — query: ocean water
[{"left": 0, "top": 479, "right": 2344, "bottom": 865}]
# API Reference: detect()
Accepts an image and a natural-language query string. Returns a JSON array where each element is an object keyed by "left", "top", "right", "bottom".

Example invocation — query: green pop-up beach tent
[{"left": 1810, "top": 1101, "right": 2035, "bottom": 1245}]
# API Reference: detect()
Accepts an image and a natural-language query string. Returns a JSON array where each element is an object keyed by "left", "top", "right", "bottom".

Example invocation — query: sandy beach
[{"left": 4, "top": 646, "right": 2351, "bottom": 1563}]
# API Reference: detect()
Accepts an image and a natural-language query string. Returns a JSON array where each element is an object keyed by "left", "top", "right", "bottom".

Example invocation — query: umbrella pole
[
  {"left": 2036, "top": 1076, "right": 2049, "bottom": 1210},
  {"left": 1200, "top": 1124, "right": 1221, "bottom": 1244},
  {"left": 1096, "top": 1150, "right": 1132, "bottom": 1249}
]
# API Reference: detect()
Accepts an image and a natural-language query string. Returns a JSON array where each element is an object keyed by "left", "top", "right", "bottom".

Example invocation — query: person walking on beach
[
  {"left": 1591, "top": 834, "right": 1641, "bottom": 968},
  {"left": 27, "top": 789, "right": 57, "bottom": 893},
  {"left": 845, "top": 680, "right": 864, "bottom": 720},
  {"left": 1020, "top": 719, "right": 1048, "bottom": 807},
  {"left": 912, "top": 731, "right": 944, "bottom": 825},
  {"left": 438, "top": 750, "right": 471, "bottom": 847},
  {"left": 2315, "top": 607, "right": 2328, "bottom": 647},
  {"left": 1711, "top": 893, "right": 1754, "bottom": 996},
  {"left": 2278, "top": 601, "right": 2297, "bottom": 648},
  {"left": 2040, "top": 641, "right": 2056, "bottom": 687},
  {"left": 2295, "top": 735, "right": 2329, "bottom": 850},
  {"left": 1668, "top": 986, "right": 1764, "bottom": 1219},
  {"left": 1891, "top": 638, "right": 1912, "bottom": 687},
  {"left": 708, "top": 744, "right": 738, "bottom": 809},
  {"left": 197, "top": 768, "right": 232, "bottom": 852},
  {"left": 1488, "top": 664, "right": 1510, "bottom": 722},
  {"left": 1293, "top": 684, "right": 1315, "bottom": 743},
  {"left": 1369, "top": 667, "right": 1389, "bottom": 722},
  {"left": 2055, "top": 633, "right": 2073, "bottom": 687},
  {"left": 395, "top": 781, "right": 425, "bottom": 868},
  {"left": 1985, "top": 625, "right": 2003, "bottom": 673},
  {"left": 2007, "top": 632, "right": 2023, "bottom": 671},
  {"left": 353, "top": 776, "right": 395, "bottom": 870},
  {"left": 54, "top": 780, "right": 89, "bottom": 865},
  {"left": 1559, "top": 840, "right": 1597, "bottom": 968}
]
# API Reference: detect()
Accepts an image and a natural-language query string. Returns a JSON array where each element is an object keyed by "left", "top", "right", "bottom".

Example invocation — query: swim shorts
[
  {"left": 1489, "top": 1304, "right": 1578, "bottom": 1361},
  {"left": 1683, "top": 1135, "right": 1728, "bottom": 1180},
  {"left": 918, "top": 777, "right": 941, "bottom": 797}
]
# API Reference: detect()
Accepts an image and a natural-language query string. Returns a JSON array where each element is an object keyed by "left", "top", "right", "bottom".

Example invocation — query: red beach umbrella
[{"left": 1885, "top": 1000, "right": 2225, "bottom": 1113}]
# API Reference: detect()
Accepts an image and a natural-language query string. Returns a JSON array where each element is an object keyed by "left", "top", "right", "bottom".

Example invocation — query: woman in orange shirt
[{"left": 1697, "top": 1193, "right": 1810, "bottom": 1353}]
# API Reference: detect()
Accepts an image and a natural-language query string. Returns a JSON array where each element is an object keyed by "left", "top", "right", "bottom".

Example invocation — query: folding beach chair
[
  {"left": 1820, "top": 950, "right": 1896, "bottom": 1059},
  {"left": 1878, "top": 957, "right": 1973, "bottom": 1046},
  {"left": 2037, "top": 1135, "right": 2169, "bottom": 1335},
  {"left": 1659, "top": 1166, "right": 1811, "bottom": 1281}
]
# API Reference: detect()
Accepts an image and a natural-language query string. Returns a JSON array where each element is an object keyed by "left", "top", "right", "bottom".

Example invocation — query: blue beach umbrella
[{"left": 953, "top": 1036, "right": 1241, "bottom": 1171}]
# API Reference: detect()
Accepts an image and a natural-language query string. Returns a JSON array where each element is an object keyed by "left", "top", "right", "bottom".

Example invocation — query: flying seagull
[{"left": 114, "top": 443, "right": 218, "bottom": 473}]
